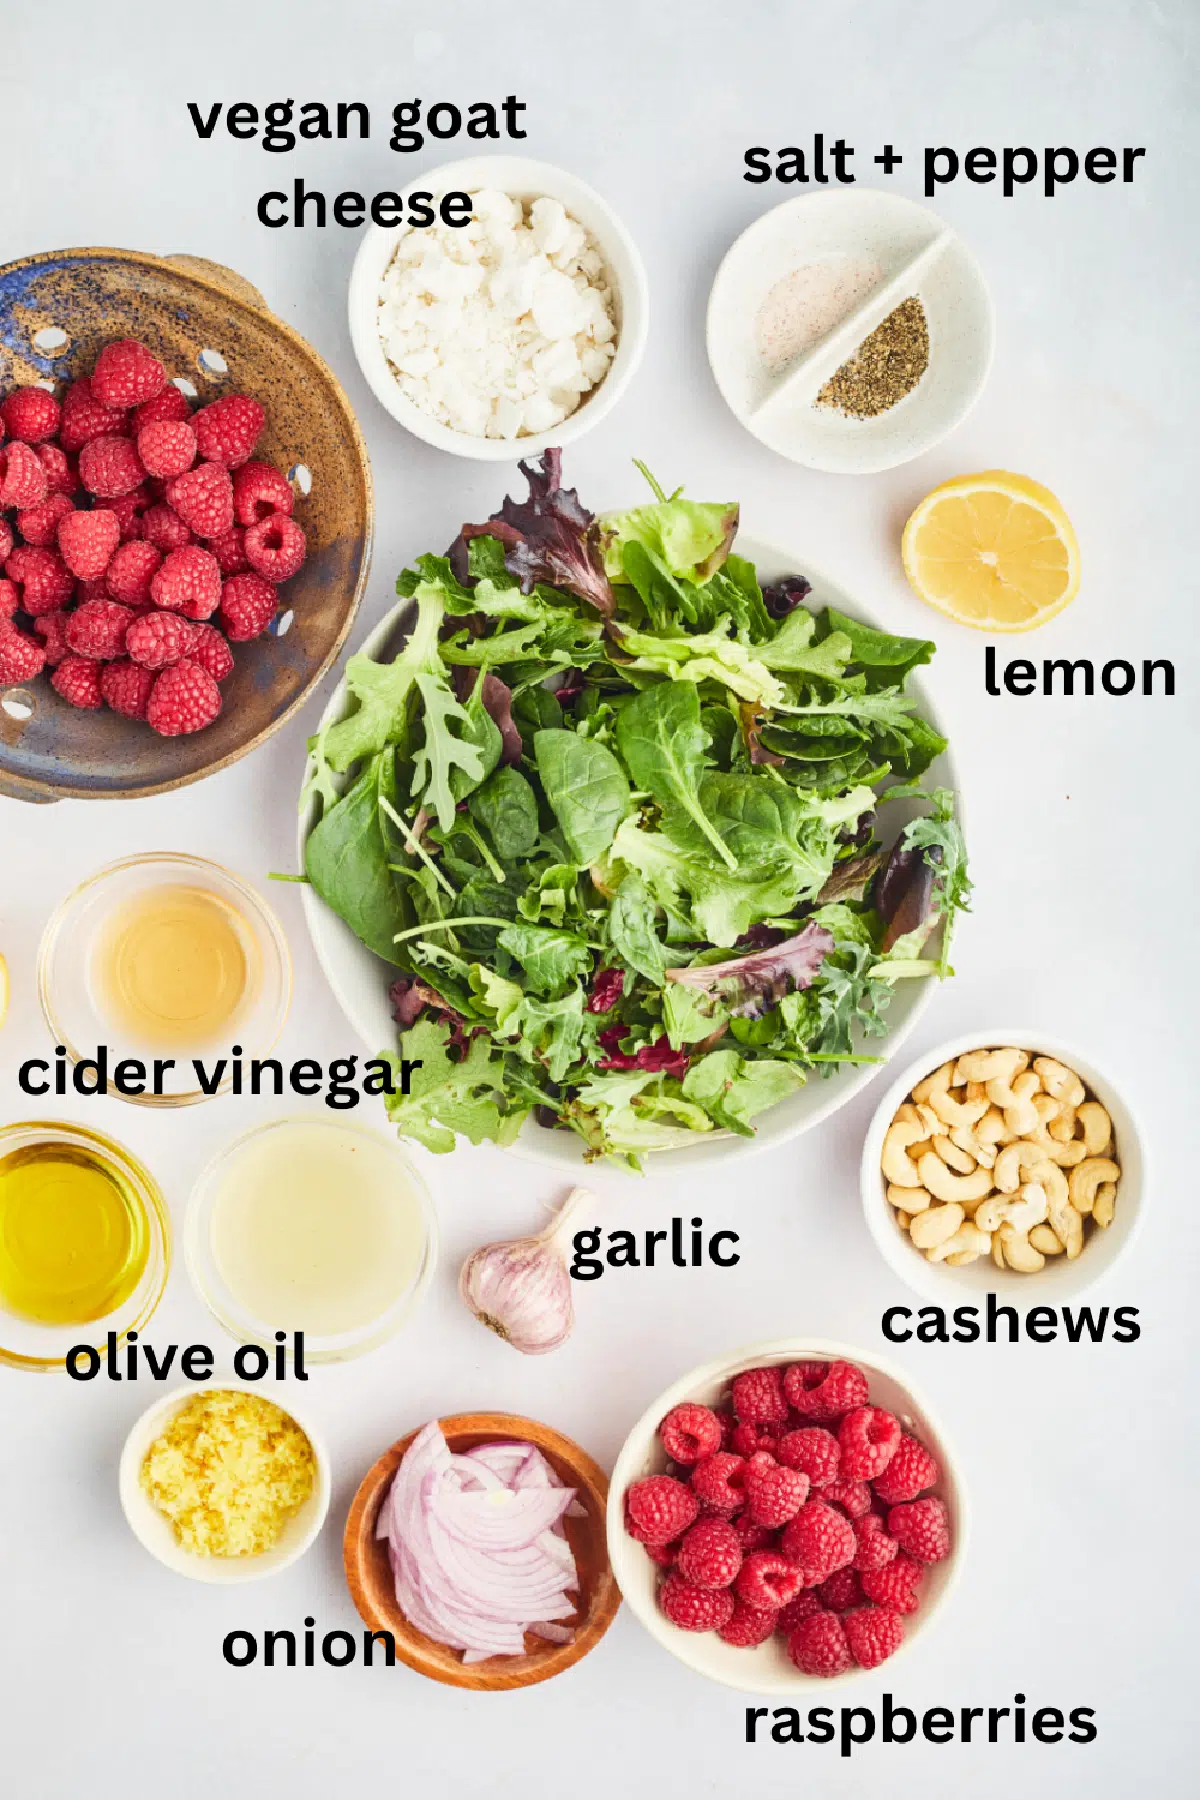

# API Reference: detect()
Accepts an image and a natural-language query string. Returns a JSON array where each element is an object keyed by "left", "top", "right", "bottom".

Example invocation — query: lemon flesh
[{"left": 902, "top": 471, "right": 1080, "bottom": 633}]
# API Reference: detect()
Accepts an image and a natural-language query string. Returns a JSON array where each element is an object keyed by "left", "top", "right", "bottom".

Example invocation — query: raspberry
[
  {"left": 59, "top": 377, "right": 128, "bottom": 453},
  {"left": 66, "top": 599, "right": 133, "bottom": 661},
  {"left": 731, "top": 1366, "right": 789, "bottom": 1427},
  {"left": 777, "top": 1427, "right": 840, "bottom": 1488},
  {"left": 745, "top": 1453, "right": 809, "bottom": 1528},
  {"left": 734, "top": 1550, "right": 804, "bottom": 1611},
  {"left": 659, "top": 1403, "right": 724, "bottom": 1466},
  {"left": 843, "top": 1605, "right": 904, "bottom": 1671},
  {"left": 79, "top": 434, "right": 146, "bottom": 500},
  {"left": 676, "top": 1516, "right": 743, "bottom": 1590},
  {"left": 780, "top": 1499, "right": 856, "bottom": 1583},
  {"left": 244, "top": 511, "right": 306, "bottom": 581},
  {"left": 35, "top": 443, "right": 79, "bottom": 496},
  {"left": 194, "top": 393, "right": 265, "bottom": 467},
  {"left": 76, "top": 576, "right": 109, "bottom": 605},
  {"left": 851, "top": 1513, "right": 899, "bottom": 1573},
  {"left": 731, "top": 1423, "right": 780, "bottom": 1460},
  {"left": 731, "top": 1513, "right": 774, "bottom": 1553},
  {"left": 186, "top": 621, "right": 234, "bottom": 682},
  {"left": 871, "top": 1434, "right": 940, "bottom": 1505},
  {"left": 0, "top": 521, "right": 13, "bottom": 565},
  {"left": 1, "top": 386, "right": 60, "bottom": 443},
  {"left": 137, "top": 420, "right": 197, "bottom": 480},
  {"left": 822, "top": 1478, "right": 873, "bottom": 1519},
  {"left": 718, "top": 1603, "right": 776, "bottom": 1648},
  {"left": 51, "top": 654, "right": 104, "bottom": 708},
  {"left": 57, "top": 508, "right": 120, "bottom": 580},
  {"left": 787, "top": 1610, "right": 852, "bottom": 1678},
  {"left": 643, "top": 1539, "right": 680, "bottom": 1570},
  {"left": 5, "top": 546, "right": 74, "bottom": 613},
  {"left": 209, "top": 525, "right": 250, "bottom": 576},
  {"left": 142, "top": 503, "right": 193, "bottom": 553},
  {"left": 91, "top": 338, "right": 167, "bottom": 409},
  {"left": 784, "top": 1360, "right": 870, "bottom": 1422},
  {"left": 887, "top": 1498, "right": 952, "bottom": 1565},
  {"left": 658, "top": 1573, "right": 735, "bottom": 1634},
  {"left": 714, "top": 1410, "right": 736, "bottom": 1451},
  {"left": 166, "top": 461, "right": 234, "bottom": 538},
  {"left": 109, "top": 487, "right": 153, "bottom": 541},
  {"left": 690, "top": 1452, "right": 747, "bottom": 1517},
  {"left": 0, "top": 624, "right": 46, "bottom": 681},
  {"left": 0, "top": 440, "right": 50, "bottom": 509},
  {"left": 816, "top": 1567, "right": 865, "bottom": 1612},
  {"left": 145, "top": 658, "right": 222, "bottom": 736},
  {"left": 232, "top": 458, "right": 293, "bottom": 525},
  {"left": 151, "top": 545, "right": 222, "bottom": 619},
  {"left": 776, "top": 1591, "right": 823, "bottom": 1635},
  {"left": 624, "top": 1474, "right": 699, "bottom": 1546},
  {"left": 33, "top": 610, "right": 70, "bottom": 665},
  {"left": 133, "top": 385, "right": 191, "bottom": 431},
  {"left": 838, "top": 1407, "right": 902, "bottom": 1482},
  {"left": 0, "top": 577, "right": 16, "bottom": 618},
  {"left": 99, "top": 658, "right": 156, "bottom": 720},
  {"left": 125, "top": 610, "right": 195, "bottom": 669},
  {"left": 105, "top": 541, "right": 162, "bottom": 606},
  {"left": 16, "top": 493, "right": 74, "bottom": 548},
  {"left": 861, "top": 1554, "right": 925, "bottom": 1616}
]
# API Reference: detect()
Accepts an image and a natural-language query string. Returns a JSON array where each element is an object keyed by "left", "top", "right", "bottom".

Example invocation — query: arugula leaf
[
  {"left": 759, "top": 609, "right": 853, "bottom": 680},
  {"left": 534, "top": 728, "right": 630, "bottom": 866},
  {"left": 386, "top": 1018, "right": 528, "bottom": 1153},
  {"left": 304, "top": 753, "right": 409, "bottom": 962},
  {"left": 469, "top": 765, "right": 540, "bottom": 860},
  {"left": 408, "top": 670, "right": 490, "bottom": 829},
  {"left": 615, "top": 683, "right": 737, "bottom": 870},
  {"left": 897, "top": 788, "right": 971, "bottom": 975},
  {"left": 318, "top": 584, "right": 444, "bottom": 773},
  {"left": 497, "top": 922, "right": 592, "bottom": 995}
]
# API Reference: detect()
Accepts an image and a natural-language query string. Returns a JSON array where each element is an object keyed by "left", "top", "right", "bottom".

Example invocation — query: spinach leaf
[
  {"left": 497, "top": 922, "right": 592, "bottom": 995},
  {"left": 534, "top": 728, "right": 630, "bottom": 866},
  {"left": 607, "top": 871, "right": 667, "bottom": 985},
  {"left": 469, "top": 765, "right": 540, "bottom": 860},
  {"left": 825, "top": 607, "right": 934, "bottom": 684},
  {"left": 304, "top": 753, "right": 410, "bottom": 963},
  {"left": 615, "top": 683, "right": 737, "bottom": 870}
]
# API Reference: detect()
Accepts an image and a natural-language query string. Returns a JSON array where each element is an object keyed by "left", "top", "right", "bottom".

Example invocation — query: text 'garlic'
[{"left": 459, "top": 1187, "right": 598, "bottom": 1355}]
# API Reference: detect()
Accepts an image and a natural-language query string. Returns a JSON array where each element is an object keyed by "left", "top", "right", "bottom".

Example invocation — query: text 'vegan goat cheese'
[{"left": 376, "top": 189, "right": 617, "bottom": 438}]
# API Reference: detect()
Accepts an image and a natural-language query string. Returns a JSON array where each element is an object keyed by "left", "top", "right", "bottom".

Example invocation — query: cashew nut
[
  {"left": 1068, "top": 1157, "right": 1121, "bottom": 1217},
  {"left": 975, "top": 1106, "right": 1015, "bottom": 1147},
  {"left": 976, "top": 1181, "right": 1049, "bottom": 1236},
  {"left": 950, "top": 1124, "right": 995, "bottom": 1170},
  {"left": 1092, "top": 1183, "right": 1117, "bottom": 1229},
  {"left": 999, "top": 1225, "right": 1046, "bottom": 1273},
  {"left": 1027, "top": 1125, "right": 1087, "bottom": 1167},
  {"left": 1047, "top": 1192, "right": 1084, "bottom": 1259},
  {"left": 988, "top": 1068, "right": 1041, "bottom": 1137},
  {"left": 1047, "top": 1102, "right": 1076, "bottom": 1143},
  {"left": 887, "top": 1182, "right": 935, "bottom": 1215},
  {"left": 928, "top": 1087, "right": 989, "bottom": 1130},
  {"left": 955, "top": 1047, "right": 1026, "bottom": 1084},
  {"left": 1029, "top": 1223, "right": 1065, "bottom": 1255},
  {"left": 1033, "top": 1057, "right": 1086, "bottom": 1107},
  {"left": 911, "top": 1061, "right": 955, "bottom": 1105},
  {"left": 908, "top": 1202, "right": 965, "bottom": 1250},
  {"left": 991, "top": 1230, "right": 1006, "bottom": 1270},
  {"left": 928, "top": 1222, "right": 992, "bottom": 1264},
  {"left": 964, "top": 1080, "right": 988, "bottom": 1103},
  {"left": 1032, "top": 1093, "right": 1062, "bottom": 1129},
  {"left": 914, "top": 1102, "right": 944, "bottom": 1138},
  {"left": 932, "top": 1135, "right": 977, "bottom": 1175},
  {"left": 1075, "top": 1102, "right": 1112, "bottom": 1157},
  {"left": 881, "top": 1114, "right": 928, "bottom": 1187},
  {"left": 994, "top": 1141, "right": 1067, "bottom": 1199},
  {"left": 916, "top": 1153, "right": 994, "bottom": 1205}
]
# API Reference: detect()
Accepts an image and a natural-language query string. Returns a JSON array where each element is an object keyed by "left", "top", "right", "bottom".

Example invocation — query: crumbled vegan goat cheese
[{"left": 377, "top": 190, "right": 617, "bottom": 438}]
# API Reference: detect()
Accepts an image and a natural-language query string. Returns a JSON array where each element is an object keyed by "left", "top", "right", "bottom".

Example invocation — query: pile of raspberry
[
  {"left": 0, "top": 337, "right": 307, "bottom": 735},
  {"left": 623, "top": 1358, "right": 952, "bottom": 1677}
]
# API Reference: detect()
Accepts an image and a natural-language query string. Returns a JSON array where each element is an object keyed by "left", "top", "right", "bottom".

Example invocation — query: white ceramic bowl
[
  {"left": 118, "top": 1382, "right": 331, "bottom": 1583},
  {"left": 348, "top": 155, "right": 648, "bottom": 459},
  {"left": 861, "top": 1030, "right": 1144, "bottom": 1303},
  {"left": 606, "top": 1339, "right": 966, "bottom": 1692},
  {"left": 298, "top": 533, "right": 960, "bottom": 1171},
  {"left": 707, "top": 189, "right": 993, "bottom": 473}
]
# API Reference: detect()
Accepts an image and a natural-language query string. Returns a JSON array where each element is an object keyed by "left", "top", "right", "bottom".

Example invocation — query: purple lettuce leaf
[
  {"left": 665, "top": 920, "right": 835, "bottom": 1020},
  {"left": 450, "top": 448, "right": 615, "bottom": 617}
]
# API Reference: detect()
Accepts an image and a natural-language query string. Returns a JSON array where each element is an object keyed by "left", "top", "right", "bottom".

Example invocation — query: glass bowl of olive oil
[
  {"left": 0, "top": 1121, "right": 171, "bottom": 1373},
  {"left": 38, "top": 853, "right": 292, "bottom": 1107}
]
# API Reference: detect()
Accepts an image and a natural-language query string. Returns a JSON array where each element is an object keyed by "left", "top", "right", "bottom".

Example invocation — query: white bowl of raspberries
[
  {"left": 0, "top": 335, "right": 307, "bottom": 737},
  {"left": 607, "top": 1341, "right": 965, "bottom": 1689}
]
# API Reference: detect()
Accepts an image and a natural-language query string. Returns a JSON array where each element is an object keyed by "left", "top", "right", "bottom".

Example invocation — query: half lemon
[{"left": 901, "top": 471, "right": 1080, "bottom": 633}]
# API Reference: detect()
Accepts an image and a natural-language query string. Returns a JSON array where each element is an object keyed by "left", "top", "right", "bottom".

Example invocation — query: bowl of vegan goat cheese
[{"left": 348, "top": 156, "right": 648, "bottom": 457}]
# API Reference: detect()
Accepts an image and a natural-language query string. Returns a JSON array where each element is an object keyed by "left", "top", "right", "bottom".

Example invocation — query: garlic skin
[{"left": 459, "top": 1187, "right": 596, "bottom": 1355}]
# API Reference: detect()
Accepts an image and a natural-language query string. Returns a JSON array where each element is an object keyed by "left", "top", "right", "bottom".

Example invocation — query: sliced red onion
[{"left": 379, "top": 1422, "right": 581, "bottom": 1661}]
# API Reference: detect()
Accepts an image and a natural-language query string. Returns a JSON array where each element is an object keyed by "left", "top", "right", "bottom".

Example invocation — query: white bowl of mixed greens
[{"left": 297, "top": 452, "right": 968, "bottom": 1171}]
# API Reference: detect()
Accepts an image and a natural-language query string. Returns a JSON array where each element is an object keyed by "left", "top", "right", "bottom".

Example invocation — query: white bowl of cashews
[{"left": 860, "top": 1031, "right": 1145, "bottom": 1303}]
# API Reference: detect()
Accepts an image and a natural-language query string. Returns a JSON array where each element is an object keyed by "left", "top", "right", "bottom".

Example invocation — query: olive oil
[
  {"left": 0, "top": 1140, "right": 150, "bottom": 1325},
  {"left": 94, "top": 883, "right": 256, "bottom": 1050}
]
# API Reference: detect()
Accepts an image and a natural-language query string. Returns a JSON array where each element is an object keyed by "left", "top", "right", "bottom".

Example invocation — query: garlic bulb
[{"left": 459, "top": 1186, "right": 597, "bottom": 1355}]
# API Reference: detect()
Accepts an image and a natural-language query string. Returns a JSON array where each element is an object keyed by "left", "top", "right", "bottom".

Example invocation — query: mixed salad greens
[{"left": 303, "top": 452, "right": 969, "bottom": 1168}]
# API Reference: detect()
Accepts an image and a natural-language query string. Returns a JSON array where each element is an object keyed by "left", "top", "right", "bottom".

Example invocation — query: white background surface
[{"left": 1, "top": 2, "right": 1196, "bottom": 1794}]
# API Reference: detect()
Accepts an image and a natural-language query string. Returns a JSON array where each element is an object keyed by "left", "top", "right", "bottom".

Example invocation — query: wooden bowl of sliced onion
[{"left": 343, "top": 1412, "right": 620, "bottom": 1690}]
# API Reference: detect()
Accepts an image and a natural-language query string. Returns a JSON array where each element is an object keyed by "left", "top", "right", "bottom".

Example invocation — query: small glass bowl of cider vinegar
[
  {"left": 0, "top": 1121, "right": 170, "bottom": 1373},
  {"left": 38, "top": 854, "right": 292, "bottom": 1106}
]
